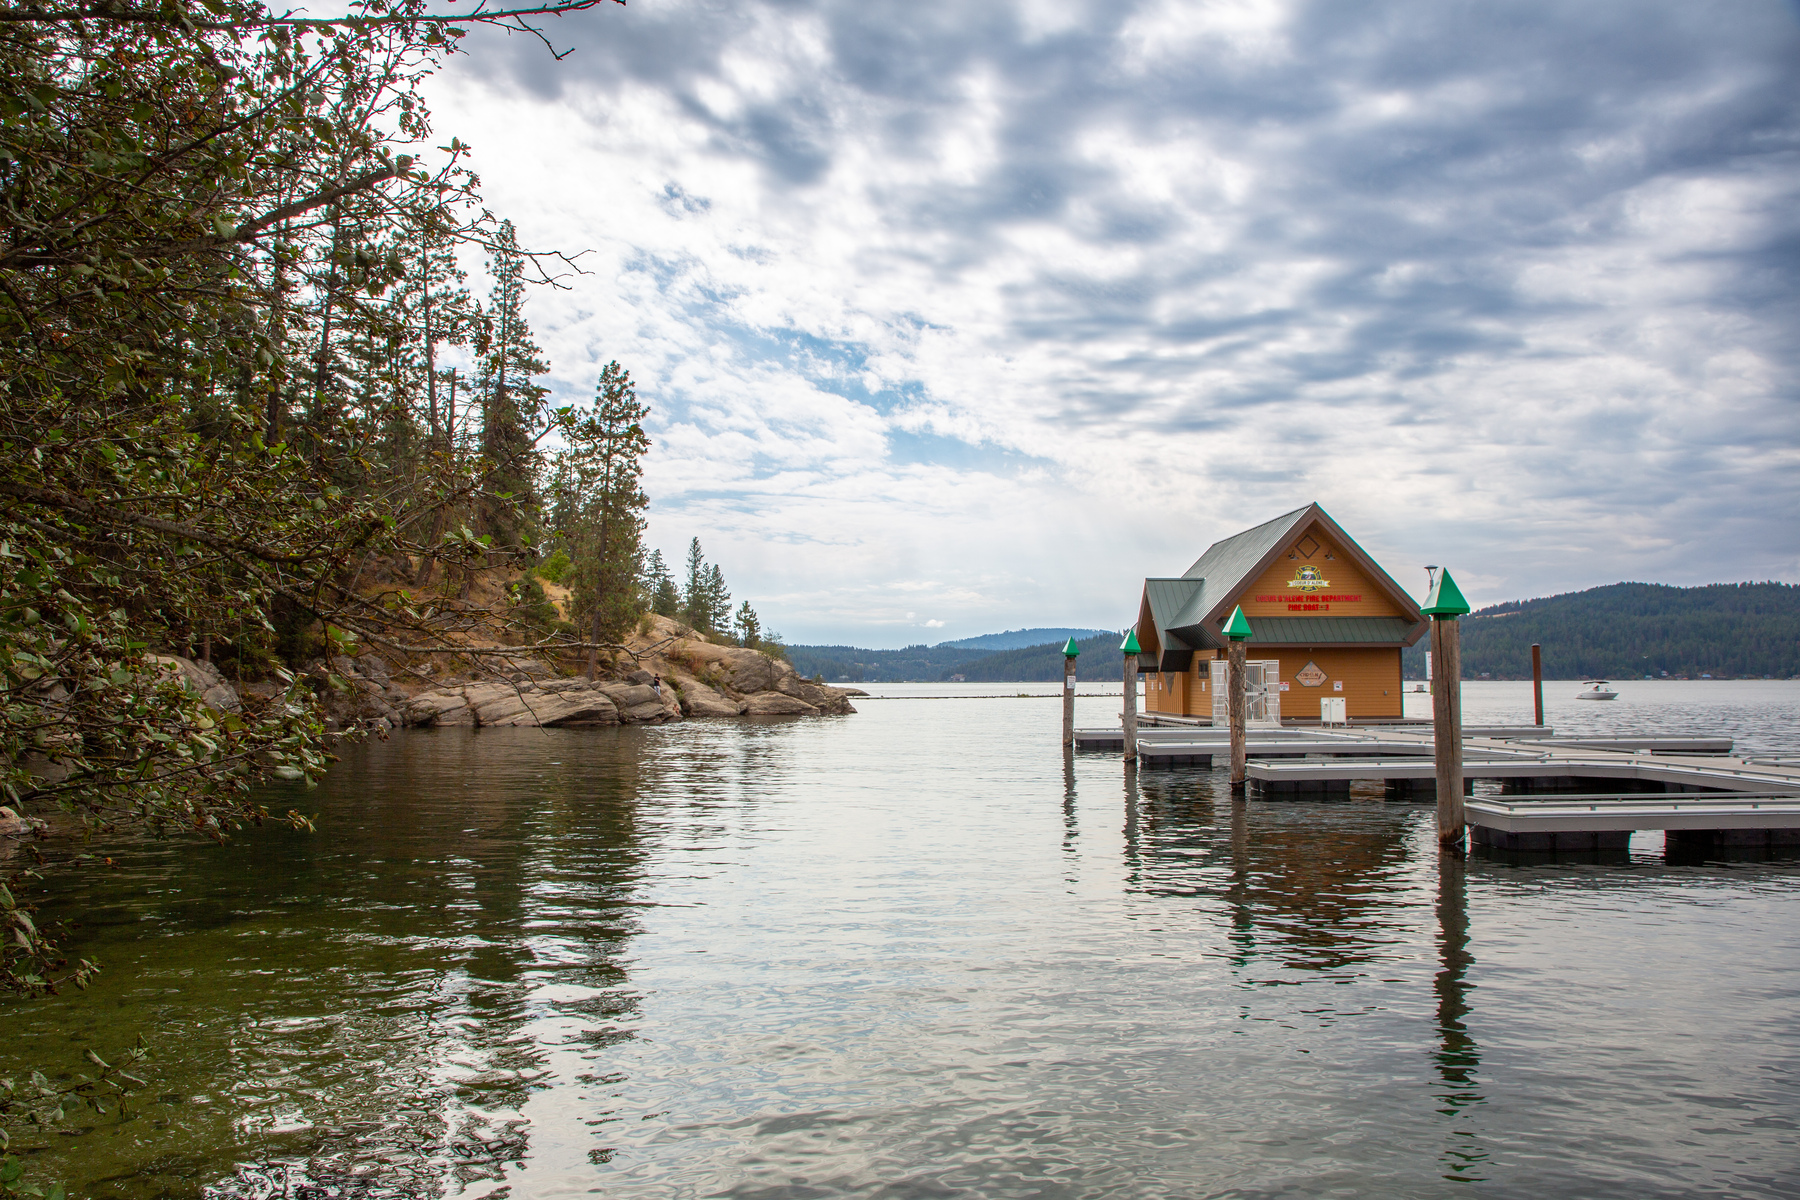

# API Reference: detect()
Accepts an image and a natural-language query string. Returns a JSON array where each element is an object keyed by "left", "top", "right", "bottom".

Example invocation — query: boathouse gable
[{"left": 1133, "top": 503, "right": 1426, "bottom": 721}]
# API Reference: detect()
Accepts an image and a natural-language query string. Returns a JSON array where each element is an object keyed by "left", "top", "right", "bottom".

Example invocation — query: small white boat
[{"left": 1576, "top": 680, "right": 1618, "bottom": 700}]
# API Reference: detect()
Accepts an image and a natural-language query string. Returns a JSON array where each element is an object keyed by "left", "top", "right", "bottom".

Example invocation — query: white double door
[{"left": 1209, "top": 659, "right": 1282, "bottom": 726}]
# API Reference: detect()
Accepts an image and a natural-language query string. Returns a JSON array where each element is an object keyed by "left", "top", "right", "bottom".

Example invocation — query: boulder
[
  {"left": 0, "top": 807, "right": 47, "bottom": 838},
  {"left": 403, "top": 678, "right": 664, "bottom": 728},
  {"left": 148, "top": 654, "right": 242, "bottom": 713},
  {"left": 678, "top": 679, "right": 742, "bottom": 718},
  {"left": 743, "top": 691, "right": 818, "bottom": 716},
  {"left": 479, "top": 688, "right": 619, "bottom": 727},
  {"left": 406, "top": 689, "right": 471, "bottom": 726}
]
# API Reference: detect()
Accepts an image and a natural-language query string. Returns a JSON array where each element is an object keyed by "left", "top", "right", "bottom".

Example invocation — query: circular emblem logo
[{"left": 1287, "top": 565, "right": 1329, "bottom": 593}]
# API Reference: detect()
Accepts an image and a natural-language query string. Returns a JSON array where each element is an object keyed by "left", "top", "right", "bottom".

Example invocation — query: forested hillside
[
  {"left": 1400, "top": 582, "right": 1800, "bottom": 679},
  {"left": 944, "top": 633, "right": 1124, "bottom": 682},
  {"left": 936, "top": 627, "right": 1112, "bottom": 651},
  {"left": 786, "top": 643, "right": 987, "bottom": 682},
  {"left": 788, "top": 630, "right": 1119, "bottom": 682}
]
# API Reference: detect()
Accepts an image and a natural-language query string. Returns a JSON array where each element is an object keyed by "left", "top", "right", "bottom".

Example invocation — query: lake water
[{"left": 6, "top": 681, "right": 1799, "bottom": 1197}]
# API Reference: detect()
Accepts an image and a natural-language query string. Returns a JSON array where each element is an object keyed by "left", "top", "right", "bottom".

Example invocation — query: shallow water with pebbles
[{"left": 5, "top": 681, "right": 1798, "bottom": 1197}]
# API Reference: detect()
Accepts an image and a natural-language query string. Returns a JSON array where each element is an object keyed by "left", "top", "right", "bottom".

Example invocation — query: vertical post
[
  {"left": 1061, "top": 637, "right": 1080, "bottom": 748},
  {"left": 1120, "top": 630, "right": 1140, "bottom": 760},
  {"left": 200, "top": 632, "right": 211, "bottom": 665},
  {"left": 1531, "top": 643, "right": 1544, "bottom": 728},
  {"left": 1424, "top": 569, "right": 1471, "bottom": 848},
  {"left": 1223, "top": 605, "right": 1253, "bottom": 792}
]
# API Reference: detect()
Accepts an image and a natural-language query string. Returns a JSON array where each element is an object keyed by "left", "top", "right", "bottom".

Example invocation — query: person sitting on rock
[{"left": 652, "top": 674, "right": 663, "bottom": 699}]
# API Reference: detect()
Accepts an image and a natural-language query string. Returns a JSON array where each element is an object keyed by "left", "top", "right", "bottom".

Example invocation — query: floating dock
[
  {"left": 1466, "top": 793, "right": 1800, "bottom": 851},
  {"left": 1080, "top": 721, "right": 1800, "bottom": 851}
]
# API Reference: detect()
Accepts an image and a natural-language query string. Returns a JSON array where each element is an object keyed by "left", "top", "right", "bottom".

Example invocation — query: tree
[
  {"left": 643, "top": 549, "right": 680, "bottom": 617},
  {"left": 735, "top": 601, "right": 761, "bottom": 649},
  {"left": 682, "top": 538, "right": 709, "bottom": 631},
  {"left": 705, "top": 564, "right": 732, "bottom": 633},
  {"left": 476, "top": 220, "right": 550, "bottom": 544},
  {"left": 0, "top": 0, "right": 616, "bottom": 1032},
  {"left": 552, "top": 362, "right": 650, "bottom": 677}
]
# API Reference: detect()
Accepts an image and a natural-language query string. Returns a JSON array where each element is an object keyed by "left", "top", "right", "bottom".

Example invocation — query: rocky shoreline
[{"left": 182, "top": 614, "right": 860, "bottom": 731}]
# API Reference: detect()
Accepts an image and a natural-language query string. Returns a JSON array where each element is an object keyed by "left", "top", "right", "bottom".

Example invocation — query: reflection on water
[
  {"left": 2, "top": 685, "right": 1798, "bottom": 1198},
  {"left": 1433, "top": 855, "right": 1485, "bottom": 1183}
]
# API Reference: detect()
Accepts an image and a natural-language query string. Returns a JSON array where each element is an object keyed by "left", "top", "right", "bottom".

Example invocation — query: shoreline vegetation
[{"left": 0, "top": 1, "right": 828, "bottom": 1176}]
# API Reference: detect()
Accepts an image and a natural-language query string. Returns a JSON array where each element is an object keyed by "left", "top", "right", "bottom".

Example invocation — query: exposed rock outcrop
[
  {"left": 292, "top": 613, "right": 854, "bottom": 731},
  {"left": 148, "top": 654, "right": 241, "bottom": 712},
  {"left": 401, "top": 677, "right": 681, "bottom": 728}
]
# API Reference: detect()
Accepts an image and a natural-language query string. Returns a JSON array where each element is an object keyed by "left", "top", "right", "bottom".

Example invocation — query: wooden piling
[
  {"left": 1424, "top": 570, "right": 1471, "bottom": 847},
  {"left": 1121, "top": 630, "right": 1140, "bottom": 759},
  {"left": 1531, "top": 643, "right": 1544, "bottom": 728},
  {"left": 1222, "top": 605, "right": 1252, "bottom": 792},
  {"left": 1228, "top": 641, "right": 1247, "bottom": 789},
  {"left": 1061, "top": 637, "right": 1080, "bottom": 747}
]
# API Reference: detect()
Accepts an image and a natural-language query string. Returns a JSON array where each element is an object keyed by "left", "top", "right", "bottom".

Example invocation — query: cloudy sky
[{"left": 424, "top": 0, "right": 1800, "bottom": 647}]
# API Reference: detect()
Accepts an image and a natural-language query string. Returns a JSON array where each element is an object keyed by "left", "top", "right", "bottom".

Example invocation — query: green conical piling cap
[
  {"left": 1120, "top": 629, "right": 1141, "bottom": 655},
  {"left": 1062, "top": 637, "right": 1081, "bottom": 657},
  {"left": 1222, "top": 605, "right": 1252, "bottom": 641},
  {"left": 1421, "top": 568, "right": 1471, "bottom": 618}
]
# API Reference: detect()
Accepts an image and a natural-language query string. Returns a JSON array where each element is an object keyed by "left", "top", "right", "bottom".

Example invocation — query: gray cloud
[{"left": 436, "top": 0, "right": 1800, "bottom": 643}]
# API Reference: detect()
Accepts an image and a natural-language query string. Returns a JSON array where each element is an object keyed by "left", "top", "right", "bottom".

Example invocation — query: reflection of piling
[
  {"left": 1223, "top": 605, "right": 1252, "bottom": 792},
  {"left": 1061, "top": 745, "right": 1078, "bottom": 858},
  {"left": 1531, "top": 643, "right": 1544, "bottom": 728},
  {"left": 1434, "top": 853, "right": 1486, "bottom": 1179},
  {"left": 1121, "top": 630, "right": 1140, "bottom": 759},
  {"left": 1061, "top": 637, "right": 1080, "bottom": 747},
  {"left": 1425, "top": 571, "right": 1470, "bottom": 847}
]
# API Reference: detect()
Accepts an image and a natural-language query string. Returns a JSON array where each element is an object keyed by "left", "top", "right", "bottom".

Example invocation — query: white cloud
[{"left": 427, "top": 0, "right": 1800, "bottom": 645}]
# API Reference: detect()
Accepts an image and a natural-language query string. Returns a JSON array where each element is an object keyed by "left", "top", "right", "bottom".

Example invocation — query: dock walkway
[{"left": 1080, "top": 719, "right": 1800, "bottom": 848}]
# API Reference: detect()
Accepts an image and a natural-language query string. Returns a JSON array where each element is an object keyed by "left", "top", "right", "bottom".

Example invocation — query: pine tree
[
  {"left": 643, "top": 549, "right": 680, "bottom": 617},
  {"left": 477, "top": 220, "right": 550, "bottom": 544},
  {"left": 735, "top": 601, "right": 761, "bottom": 649},
  {"left": 682, "top": 538, "right": 709, "bottom": 630},
  {"left": 705, "top": 564, "right": 732, "bottom": 633},
  {"left": 553, "top": 361, "right": 650, "bottom": 677}
]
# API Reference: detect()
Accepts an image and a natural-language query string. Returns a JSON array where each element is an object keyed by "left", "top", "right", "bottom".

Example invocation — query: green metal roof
[
  {"left": 1243, "top": 616, "right": 1420, "bottom": 645},
  {"left": 1142, "top": 578, "right": 1203, "bottom": 649},
  {"left": 1181, "top": 506, "right": 1313, "bottom": 584}
]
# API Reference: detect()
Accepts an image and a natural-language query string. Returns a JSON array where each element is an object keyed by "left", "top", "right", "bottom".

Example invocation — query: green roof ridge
[{"left": 1422, "top": 568, "right": 1471, "bottom": 617}]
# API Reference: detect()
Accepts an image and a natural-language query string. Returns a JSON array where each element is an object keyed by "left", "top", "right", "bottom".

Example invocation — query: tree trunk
[{"left": 586, "top": 514, "right": 608, "bottom": 680}]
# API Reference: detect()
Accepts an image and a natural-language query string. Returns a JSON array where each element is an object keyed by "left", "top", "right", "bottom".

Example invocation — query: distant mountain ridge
[
  {"left": 786, "top": 627, "right": 1113, "bottom": 682},
  {"left": 942, "top": 633, "right": 1125, "bottom": 682},
  {"left": 934, "top": 627, "right": 1112, "bottom": 651},
  {"left": 1401, "top": 581, "right": 1800, "bottom": 680}
]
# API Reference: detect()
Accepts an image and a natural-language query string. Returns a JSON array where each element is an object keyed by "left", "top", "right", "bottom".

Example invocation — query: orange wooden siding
[
  {"left": 1144, "top": 647, "right": 1401, "bottom": 719},
  {"left": 1266, "top": 648, "right": 1403, "bottom": 719},
  {"left": 1239, "top": 522, "right": 1403, "bottom": 621}
]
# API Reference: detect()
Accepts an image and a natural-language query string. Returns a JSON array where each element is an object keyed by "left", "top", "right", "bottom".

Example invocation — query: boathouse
[{"left": 1133, "top": 503, "right": 1426, "bottom": 721}]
